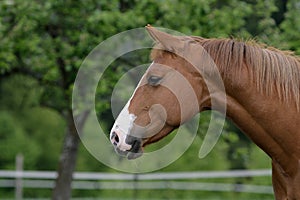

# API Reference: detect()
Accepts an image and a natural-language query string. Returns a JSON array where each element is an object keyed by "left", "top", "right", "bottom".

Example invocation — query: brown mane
[{"left": 151, "top": 37, "right": 300, "bottom": 109}]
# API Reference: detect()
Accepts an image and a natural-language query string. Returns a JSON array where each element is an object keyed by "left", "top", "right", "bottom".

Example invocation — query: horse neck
[{"left": 218, "top": 64, "right": 300, "bottom": 174}]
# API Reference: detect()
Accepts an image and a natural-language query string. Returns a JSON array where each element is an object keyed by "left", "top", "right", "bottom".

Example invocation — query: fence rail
[
  {"left": 0, "top": 169, "right": 272, "bottom": 180},
  {"left": 0, "top": 169, "right": 273, "bottom": 195}
]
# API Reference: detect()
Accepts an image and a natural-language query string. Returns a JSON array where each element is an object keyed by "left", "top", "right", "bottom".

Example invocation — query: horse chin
[
  {"left": 127, "top": 151, "right": 143, "bottom": 160},
  {"left": 114, "top": 145, "right": 143, "bottom": 160}
]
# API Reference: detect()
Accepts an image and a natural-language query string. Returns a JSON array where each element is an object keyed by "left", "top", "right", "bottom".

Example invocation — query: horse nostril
[
  {"left": 111, "top": 131, "right": 119, "bottom": 145},
  {"left": 115, "top": 134, "right": 119, "bottom": 143}
]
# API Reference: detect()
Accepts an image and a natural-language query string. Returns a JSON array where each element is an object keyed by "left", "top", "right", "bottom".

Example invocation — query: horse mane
[{"left": 151, "top": 37, "right": 300, "bottom": 108}]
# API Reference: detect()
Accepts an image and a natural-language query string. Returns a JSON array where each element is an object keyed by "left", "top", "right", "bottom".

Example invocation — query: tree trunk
[{"left": 52, "top": 109, "right": 89, "bottom": 200}]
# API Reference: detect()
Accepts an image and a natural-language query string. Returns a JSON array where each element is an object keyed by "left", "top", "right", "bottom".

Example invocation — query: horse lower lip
[
  {"left": 114, "top": 142, "right": 143, "bottom": 159},
  {"left": 114, "top": 148, "right": 143, "bottom": 159},
  {"left": 126, "top": 142, "right": 143, "bottom": 160}
]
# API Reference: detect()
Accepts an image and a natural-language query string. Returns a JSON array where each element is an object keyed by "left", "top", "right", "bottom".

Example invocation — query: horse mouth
[{"left": 114, "top": 139, "right": 143, "bottom": 160}]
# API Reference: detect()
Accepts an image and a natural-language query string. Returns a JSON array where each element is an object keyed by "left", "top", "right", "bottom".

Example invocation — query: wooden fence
[{"left": 0, "top": 154, "right": 273, "bottom": 199}]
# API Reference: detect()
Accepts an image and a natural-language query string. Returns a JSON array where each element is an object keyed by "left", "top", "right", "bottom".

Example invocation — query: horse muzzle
[{"left": 110, "top": 130, "right": 143, "bottom": 160}]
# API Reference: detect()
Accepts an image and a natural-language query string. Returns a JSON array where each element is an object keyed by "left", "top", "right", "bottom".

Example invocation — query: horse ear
[{"left": 146, "top": 24, "right": 184, "bottom": 53}]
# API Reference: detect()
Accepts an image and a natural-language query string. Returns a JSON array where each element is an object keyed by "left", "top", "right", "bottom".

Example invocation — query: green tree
[
  {"left": 0, "top": 111, "right": 40, "bottom": 169},
  {"left": 0, "top": 74, "right": 65, "bottom": 170},
  {"left": 280, "top": 0, "right": 300, "bottom": 54},
  {"left": 0, "top": 0, "right": 151, "bottom": 199},
  {"left": 0, "top": 1, "right": 96, "bottom": 198}
]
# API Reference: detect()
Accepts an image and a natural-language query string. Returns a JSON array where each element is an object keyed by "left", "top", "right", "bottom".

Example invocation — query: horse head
[{"left": 110, "top": 25, "right": 213, "bottom": 159}]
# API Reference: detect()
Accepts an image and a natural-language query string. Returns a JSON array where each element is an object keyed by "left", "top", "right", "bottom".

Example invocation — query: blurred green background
[{"left": 0, "top": 0, "right": 299, "bottom": 199}]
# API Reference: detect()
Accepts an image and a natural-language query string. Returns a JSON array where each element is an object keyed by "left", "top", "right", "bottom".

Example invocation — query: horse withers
[{"left": 110, "top": 25, "right": 300, "bottom": 199}]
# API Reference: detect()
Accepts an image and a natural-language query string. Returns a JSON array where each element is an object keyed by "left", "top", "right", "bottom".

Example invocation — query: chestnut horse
[{"left": 110, "top": 25, "right": 300, "bottom": 199}]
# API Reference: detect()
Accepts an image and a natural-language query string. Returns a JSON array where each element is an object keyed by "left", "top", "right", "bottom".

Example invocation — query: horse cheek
[{"left": 165, "top": 102, "right": 182, "bottom": 126}]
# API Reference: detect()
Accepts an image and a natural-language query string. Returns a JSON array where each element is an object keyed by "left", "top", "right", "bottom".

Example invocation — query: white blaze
[
  {"left": 110, "top": 102, "right": 137, "bottom": 151},
  {"left": 110, "top": 63, "right": 153, "bottom": 151}
]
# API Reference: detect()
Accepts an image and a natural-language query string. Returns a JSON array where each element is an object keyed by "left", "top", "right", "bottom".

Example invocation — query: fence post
[{"left": 15, "top": 153, "right": 24, "bottom": 200}]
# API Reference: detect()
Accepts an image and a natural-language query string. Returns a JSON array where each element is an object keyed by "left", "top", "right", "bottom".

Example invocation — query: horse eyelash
[{"left": 148, "top": 75, "right": 162, "bottom": 86}]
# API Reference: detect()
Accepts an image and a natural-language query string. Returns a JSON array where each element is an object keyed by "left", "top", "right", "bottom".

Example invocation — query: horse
[{"left": 109, "top": 25, "right": 300, "bottom": 199}]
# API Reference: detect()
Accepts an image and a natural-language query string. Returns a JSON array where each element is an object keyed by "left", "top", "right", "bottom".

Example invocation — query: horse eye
[{"left": 148, "top": 76, "right": 162, "bottom": 86}]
